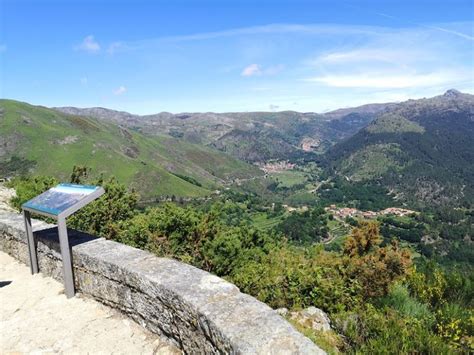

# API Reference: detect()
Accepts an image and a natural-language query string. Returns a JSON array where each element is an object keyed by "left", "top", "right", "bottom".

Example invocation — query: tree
[
  {"left": 68, "top": 177, "right": 138, "bottom": 238},
  {"left": 344, "top": 221, "right": 412, "bottom": 298},
  {"left": 343, "top": 221, "right": 381, "bottom": 257},
  {"left": 70, "top": 165, "right": 90, "bottom": 184}
]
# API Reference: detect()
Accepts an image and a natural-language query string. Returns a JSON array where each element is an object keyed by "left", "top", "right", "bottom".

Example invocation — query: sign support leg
[
  {"left": 23, "top": 210, "right": 38, "bottom": 274},
  {"left": 57, "top": 217, "right": 75, "bottom": 298}
]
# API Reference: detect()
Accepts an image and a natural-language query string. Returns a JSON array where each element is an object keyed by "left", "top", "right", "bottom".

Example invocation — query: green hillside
[
  {"left": 0, "top": 99, "right": 262, "bottom": 199},
  {"left": 324, "top": 90, "right": 474, "bottom": 207}
]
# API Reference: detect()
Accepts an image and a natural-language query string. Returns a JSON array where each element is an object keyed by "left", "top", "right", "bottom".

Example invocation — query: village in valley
[{"left": 325, "top": 205, "right": 418, "bottom": 220}]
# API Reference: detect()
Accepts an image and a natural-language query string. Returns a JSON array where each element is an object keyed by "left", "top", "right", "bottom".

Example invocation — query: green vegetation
[
  {"left": 0, "top": 99, "right": 261, "bottom": 199},
  {"left": 318, "top": 177, "right": 396, "bottom": 211},
  {"left": 271, "top": 170, "right": 308, "bottom": 188},
  {"left": 8, "top": 171, "right": 473, "bottom": 353},
  {"left": 338, "top": 143, "right": 406, "bottom": 181},
  {"left": 4, "top": 92, "right": 474, "bottom": 352},
  {"left": 275, "top": 207, "right": 329, "bottom": 244},
  {"left": 366, "top": 113, "right": 425, "bottom": 134},
  {"left": 0, "top": 156, "right": 37, "bottom": 176},
  {"left": 324, "top": 92, "right": 474, "bottom": 208}
]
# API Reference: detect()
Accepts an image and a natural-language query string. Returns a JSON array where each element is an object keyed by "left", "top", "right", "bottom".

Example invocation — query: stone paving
[{"left": 0, "top": 251, "right": 180, "bottom": 355}]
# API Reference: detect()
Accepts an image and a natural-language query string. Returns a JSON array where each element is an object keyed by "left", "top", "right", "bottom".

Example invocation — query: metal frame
[{"left": 22, "top": 185, "right": 105, "bottom": 298}]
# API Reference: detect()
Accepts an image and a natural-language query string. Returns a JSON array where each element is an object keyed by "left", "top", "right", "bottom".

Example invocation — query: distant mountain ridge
[
  {"left": 0, "top": 99, "right": 261, "bottom": 199},
  {"left": 54, "top": 102, "right": 393, "bottom": 162},
  {"left": 324, "top": 90, "right": 474, "bottom": 207},
  {"left": 3, "top": 90, "right": 472, "bottom": 205}
]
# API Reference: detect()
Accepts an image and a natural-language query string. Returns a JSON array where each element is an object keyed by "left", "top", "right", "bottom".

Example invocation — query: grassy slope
[{"left": 0, "top": 99, "right": 261, "bottom": 199}]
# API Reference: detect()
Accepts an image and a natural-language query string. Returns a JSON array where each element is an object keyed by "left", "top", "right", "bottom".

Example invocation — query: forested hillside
[{"left": 324, "top": 90, "right": 474, "bottom": 208}]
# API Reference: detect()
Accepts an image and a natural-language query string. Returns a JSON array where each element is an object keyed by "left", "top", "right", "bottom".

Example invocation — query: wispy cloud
[
  {"left": 313, "top": 48, "right": 417, "bottom": 66},
  {"left": 241, "top": 63, "right": 284, "bottom": 77},
  {"left": 106, "top": 24, "right": 385, "bottom": 53},
  {"left": 59, "top": 21, "right": 473, "bottom": 113},
  {"left": 75, "top": 35, "right": 100, "bottom": 53},
  {"left": 160, "top": 23, "right": 382, "bottom": 42},
  {"left": 241, "top": 64, "right": 262, "bottom": 76},
  {"left": 304, "top": 21, "right": 473, "bottom": 92},
  {"left": 305, "top": 71, "right": 465, "bottom": 89},
  {"left": 376, "top": 12, "right": 474, "bottom": 41},
  {"left": 113, "top": 85, "right": 127, "bottom": 95},
  {"left": 425, "top": 24, "right": 474, "bottom": 41}
]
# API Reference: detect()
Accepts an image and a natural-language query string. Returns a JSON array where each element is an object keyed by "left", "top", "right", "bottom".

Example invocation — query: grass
[
  {"left": 271, "top": 170, "right": 308, "bottom": 188},
  {"left": 0, "top": 99, "right": 261, "bottom": 199},
  {"left": 251, "top": 212, "right": 285, "bottom": 230},
  {"left": 288, "top": 318, "right": 344, "bottom": 354}
]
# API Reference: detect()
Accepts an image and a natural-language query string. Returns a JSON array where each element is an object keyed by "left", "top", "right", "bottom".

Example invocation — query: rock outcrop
[{"left": 290, "top": 307, "right": 332, "bottom": 332}]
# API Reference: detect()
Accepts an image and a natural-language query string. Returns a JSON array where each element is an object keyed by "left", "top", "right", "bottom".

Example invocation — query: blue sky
[{"left": 1, "top": 0, "right": 473, "bottom": 114}]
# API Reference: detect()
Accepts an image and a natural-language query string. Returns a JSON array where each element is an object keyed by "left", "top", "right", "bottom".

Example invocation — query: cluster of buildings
[{"left": 325, "top": 205, "right": 417, "bottom": 220}]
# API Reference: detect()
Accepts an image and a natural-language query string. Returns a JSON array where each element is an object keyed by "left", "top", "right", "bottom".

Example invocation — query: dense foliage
[
  {"left": 324, "top": 93, "right": 474, "bottom": 208},
  {"left": 8, "top": 172, "right": 473, "bottom": 353},
  {"left": 318, "top": 177, "right": 396, "bottom": 211},
  {"left": 275, "top": 207, "right": 329, "bottom": 243}
]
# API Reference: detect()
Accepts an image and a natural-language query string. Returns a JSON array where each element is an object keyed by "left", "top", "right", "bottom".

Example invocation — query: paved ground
[{"left": 0, "top": 251, "right": 180, "bottom": 354}]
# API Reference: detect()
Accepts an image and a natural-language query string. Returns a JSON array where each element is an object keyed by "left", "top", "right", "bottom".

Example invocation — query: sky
[{"left": 1, "top": 0, "right": 473, "bottom": 114}]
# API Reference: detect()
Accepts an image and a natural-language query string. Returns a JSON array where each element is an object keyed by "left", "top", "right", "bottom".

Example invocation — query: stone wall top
[{"left": 0, "top": 211, "right": 324, "bottom": 354}]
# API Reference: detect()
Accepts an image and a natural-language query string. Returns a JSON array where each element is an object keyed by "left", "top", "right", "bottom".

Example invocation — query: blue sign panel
[{"left": 22, "top": 183, "right": 100, "bottom": 216}]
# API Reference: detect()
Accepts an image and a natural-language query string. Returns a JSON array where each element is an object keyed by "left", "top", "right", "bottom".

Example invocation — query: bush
[
  {"left": 334, "top": 304, "right": 453, "bottom": 354},
  {"left": 231, "top": 244, "right": 362, "bottom": 312},
  {"left": 7, "top": 175, "right": 58, "bottom": 210}
]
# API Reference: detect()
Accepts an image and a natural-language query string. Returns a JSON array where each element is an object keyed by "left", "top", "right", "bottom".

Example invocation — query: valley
[
  {"left": 3, "top": 1, "right": 473, "bottom": 353},
  {"left": 2, "top": 90, "right": 473, "bottom": 353}
]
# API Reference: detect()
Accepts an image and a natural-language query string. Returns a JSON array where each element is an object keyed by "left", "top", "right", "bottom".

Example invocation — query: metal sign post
[{"left": 22, "top": 183, "right": 105, "bottom": 298}]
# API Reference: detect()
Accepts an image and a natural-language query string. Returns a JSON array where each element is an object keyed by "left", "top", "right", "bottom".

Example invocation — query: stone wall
[{"left": 0, "top": 211, "right": 324, "bottom": 354}]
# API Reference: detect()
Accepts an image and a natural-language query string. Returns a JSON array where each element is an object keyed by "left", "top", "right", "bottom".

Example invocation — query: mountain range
[
  {"left": 54, "top": 103, "right": 389, "bottom": 162},
  {"left": 0, "top": 99, "right": 261, "bottom": 199},
  {"left": 324, "top": 89, "right": 473, "bottom": 207},
  {"left": 1, "top": 89, "right": 473, "bottom": 207}
]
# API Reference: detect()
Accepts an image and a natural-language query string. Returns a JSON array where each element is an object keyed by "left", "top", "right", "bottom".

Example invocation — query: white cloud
[
  {"left": 376, "top": 12, "right": 474, "bottom": 41},
  {"left": 160, "top": 24, "right": 382, "bottom": 42},
  {"left": 425, "top": 24, "right": 474, "bottom": 41},
  {"left": 304, "top": 22, "right": 473, "bottom": 91},
  {"left": 306, "top": 71, "right": 465, "bottom": 89},
  {"left": 113, "top": 86, "right": 127, "bottom": 95},
  {"left": 109, "top": 24, "right": 384, "bottom": 52},
  {"left": 241, "top": 64, "right": 284, "bottom": 77},
  {"left": 241, "top": 64, "right": 262, "bottom": 77},
  {"left": 314, "top": 49, "right": 415, "bottom": 65},
  {"left": 75, "top": 35, "right": 100, "bottom": 53}
]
